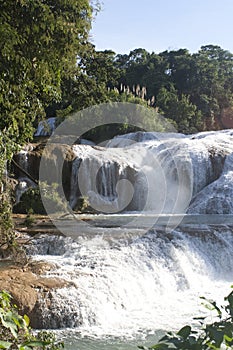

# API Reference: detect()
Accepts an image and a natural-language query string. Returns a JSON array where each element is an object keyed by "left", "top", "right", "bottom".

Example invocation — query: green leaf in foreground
[
  {"left": 0, "top": 340, "right": 12, "bottom": 349},
  {"left": 145, "top": 287, "right": 233, "bottom": 349},
  {"left": 0, "top": 290, "right": 63, "bottom": 349}
]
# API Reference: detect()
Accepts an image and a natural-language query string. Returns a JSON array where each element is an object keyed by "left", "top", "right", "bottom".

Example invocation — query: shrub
[
  {"left": 23, "top": 209, "right": 35, "bottom": 228},
  {"left": 14, "top": 182, "right": 67, "bottom": 215},
  {"left": 74, "top": 196, "right": 90, "bottom": 212}
]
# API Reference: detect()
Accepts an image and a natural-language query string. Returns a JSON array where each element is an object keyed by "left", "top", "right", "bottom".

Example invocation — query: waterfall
[
  {"left": 22, "top": 129, "right": 233, "bottom": 345},
  {"left": 34, "top": 117, "right": 56, "bottom": 137},
  {"left": 69, "top": 146, "right": 139, "bottom": 212},
  {"left": 188, "top": 153, "right": 233, "bottom": 214},
  {"left": 15, "top": 146, "right": 36, "bottom": 202},
  {"left": 29, "top": 225, "right": 233, "bottom": 336},
  {"left": 68, "top": 130, "right": 233, "bottom": 215}
]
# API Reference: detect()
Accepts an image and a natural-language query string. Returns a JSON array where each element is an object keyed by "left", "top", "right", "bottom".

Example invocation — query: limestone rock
[{"left": 0, "top": 261, "right": 69, "bottom": 328}]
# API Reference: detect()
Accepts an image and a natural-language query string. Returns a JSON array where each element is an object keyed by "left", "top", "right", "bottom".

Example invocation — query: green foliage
[
  {"left": 0, "top": 0, "right": 95, "bottom": 143},
  {"left": 0, "top": 0, "right": 98, "bottom": 247},
  {"left": 14, "top": 183, "right": 67, "bottom": 215},
  {"left": 0, "top": 290, "right": 63, "bottom": 349},
  {"left": 74, "top": 196, "right": 90, "bottom": 212},
  {"left": 0, "top": 130, "right": 18, "bottom": 251},
  {"left": 14, "top": 187, "right": 44, "bottom": 215},
  {"left": 0, "top": 190, "right": 14, "bottom": 247},
  {"left": 83, "top": 48, "right": 121, "bottom": 88},
  {"left": 53, "top": 44, "right": 233, "bottom": 133},
  {"left": 46, "top": 46, "right": 155, "bottom": 120},
  {"left": 115, "top": 45, "right": 233, "bottom": 132},
  {"left": 139, "top": 289, "right": 233, "bottom": 350},
  {"left": 23, "top": 209, "right": 35, "bottom": 228},
  {"left": 156, "top": 86, "right": 202, "bottom": 133}
]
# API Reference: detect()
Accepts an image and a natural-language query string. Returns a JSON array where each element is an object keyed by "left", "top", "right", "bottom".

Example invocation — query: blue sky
[{"left": 91, "top": 0, "right": 233, "bottom": 54}]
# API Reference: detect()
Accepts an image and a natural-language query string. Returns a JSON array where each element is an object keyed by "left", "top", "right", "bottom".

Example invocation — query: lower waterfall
[{"left": 28, "top": 223, "right": 233, "bottom": 344}]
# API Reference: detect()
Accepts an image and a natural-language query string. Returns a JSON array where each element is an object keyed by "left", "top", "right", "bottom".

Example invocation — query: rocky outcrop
[
  {"left": 188, "top": 153, "right": 233, "bottom": 214},
  {"left": 13, "top": 142, "right": 76, "bottom": 202},
  {"left": 0, "top": 261, "right": 70, "bottom": 328}
]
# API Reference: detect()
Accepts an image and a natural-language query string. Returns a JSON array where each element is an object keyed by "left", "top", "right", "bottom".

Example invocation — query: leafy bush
[
  {"left": 139, "top": 289, "right": 233, "bottom": 349},
  {"left": 0, "top": 290, "right": 63, "bottom": 349},
  {"left": 23, "top": 209, "right": 35, "bottom": 228},
  {"left": 14, "top": 182, "right": 67, "bottom": 215},
  {"left": 74, "top": 196, "right": 90, "bottom": 212}
]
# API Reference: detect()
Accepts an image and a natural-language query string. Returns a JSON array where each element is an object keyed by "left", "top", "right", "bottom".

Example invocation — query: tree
[
  {"left": 47, "top": 46, "right": 122, "bottom": 115},
  {"left": 114, "top": 44, "right": 233, "bottom": 132},
  {"left": 0, "top": 0, "right": 96, "bottom": 143},
  {"left": 190, "top": 45, "right": 233, "bottom": 127},
  {"left": 159, "top": 49, "right": 195, "bottom": 95},
  {"left": 115, "top": 49, "right": 150, "bottom": 89},
  {"left": 83, "top": 48, "right": 121, "bottom": 88},
  {"left": 157, "top": 86, "right": 202, "bottom": 133},
  {"left": 0, "top": 0, "right": 98, "bottom": 249}
]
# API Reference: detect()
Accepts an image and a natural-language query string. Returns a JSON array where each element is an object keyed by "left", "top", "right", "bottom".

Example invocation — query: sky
[{"left": 90, "top": 0, "right": 233, "bottom": 55}]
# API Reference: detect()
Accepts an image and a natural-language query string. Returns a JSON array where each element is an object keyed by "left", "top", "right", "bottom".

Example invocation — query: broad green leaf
[
  {"left": 150, "top": 344, "right": 170, "bottom": 349},
  {"left": 0, "top": 340, "right": 12, "bottom": 349},
  {"left": 224, "top": 333, "right": 233, "bottom": 343},
  {"left": 177, "top": 325, "right": 191, "bottom": 339},
  {"left": 23, "top": 315, "right": 30, "bottom": 327},
  {"left": 12, "top": 316, "right": 23, "bottom": 328},
  {"left": 21, "top": 340, "right": 50, "bottom": 347},
  {"left": 1, "top": 318, "right": 18, "bottom": 338}
]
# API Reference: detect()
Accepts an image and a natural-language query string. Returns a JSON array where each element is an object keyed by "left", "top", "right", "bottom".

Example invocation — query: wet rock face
[
  {"left": 33, "top": 287, "right": 84, "bottom": 329},
  {"left": 188, "top": 154, "right": 233, "bottom": 214},
  {"left": 69, "top": 148, "right": 141, "bottom": 212}
]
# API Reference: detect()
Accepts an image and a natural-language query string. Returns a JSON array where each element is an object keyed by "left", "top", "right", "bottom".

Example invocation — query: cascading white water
[
  {"left": 34, "top": 117, "right": 56, "bottom": 136},
  {"left": 69, "top": 130, "right": 233, "bottom": 215},
  {"left": 188, "top": 152, "right": 233, "bottom": 214},
  {"left": 18, "top": 148, "right": 29, "bottom": 173},
  {"left": 107, "top": 129, "right": 233, "bottom": 198},
  {"left": 24, "top": 129, "right": 233, "bottom": 348},
  {"left": 30, "top": 225, "right": 233, "bottom": 338},
  {"left": 15, "top": 145, "right": 36, "bottom": 202}
]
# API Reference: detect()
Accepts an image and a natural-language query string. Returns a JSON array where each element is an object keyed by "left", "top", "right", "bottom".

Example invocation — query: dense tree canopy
[
  {"left": 0, "top": 0, "right": 99, "bottom": 246},
  {"left": 44, "top": 44, "right": 233, "bottom": 133},
  {"left": 1, "top": 2, "right": 233, "bottom": 143},
  {"left": 114, "top": 45, "right": 233, "bottom": 132},
  {"left": 0, "top": 0, "right": 95, "bottom": 144}
]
